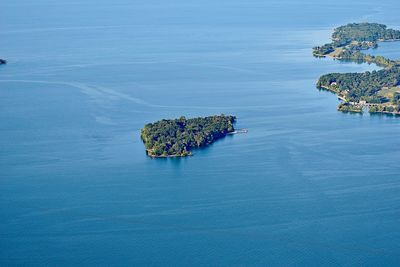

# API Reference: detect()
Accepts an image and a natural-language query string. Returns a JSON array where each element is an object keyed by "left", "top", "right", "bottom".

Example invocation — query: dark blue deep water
[{"left": 1, "top": 0, "right": 400, "bottom": 266}]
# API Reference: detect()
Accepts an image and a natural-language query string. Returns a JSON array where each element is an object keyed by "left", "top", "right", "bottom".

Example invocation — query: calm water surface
[{"left": 1, "top": 0, "right": 400, "bottom": 266}]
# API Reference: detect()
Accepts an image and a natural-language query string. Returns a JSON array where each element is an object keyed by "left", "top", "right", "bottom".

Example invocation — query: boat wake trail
[{"left": 0, "top": 79, "right": 271, "bottom": 111}]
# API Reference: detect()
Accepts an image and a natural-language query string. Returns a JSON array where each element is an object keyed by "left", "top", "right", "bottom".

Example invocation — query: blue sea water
[
  {"left": 370, "top": 40, "right": 400, "bottom": 60},
  {"left": 1, "top": 0, "right": 400, "bottom": 266}
]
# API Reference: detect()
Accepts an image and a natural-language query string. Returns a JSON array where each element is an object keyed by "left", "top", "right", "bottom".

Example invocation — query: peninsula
[
  {"left": 313, "top": 23, "right": 400, "bottom": 115},
  {"left": 141, "top": 115, "right": 236, "bottom": 157}
]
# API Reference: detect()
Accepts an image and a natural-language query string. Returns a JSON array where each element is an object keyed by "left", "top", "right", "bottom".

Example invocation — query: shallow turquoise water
[{"left": 1, "top": 0, "right": 400, "bottom": 266}]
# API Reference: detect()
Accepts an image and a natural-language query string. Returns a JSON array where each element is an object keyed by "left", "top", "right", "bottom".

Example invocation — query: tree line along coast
[{"left": 313, "top": 23, "right": 400, "bottom": 114}]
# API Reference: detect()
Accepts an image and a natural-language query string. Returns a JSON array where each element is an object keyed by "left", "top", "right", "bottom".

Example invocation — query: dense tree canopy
[
  {"left": 141, "top": 115, "right": 236, "bottom": 157},
  {"left": 317, "top": 67, "right": 400, "bottom": 102},
  {"left": 332, "top": 23, "right": 400, "bottom": 44},
  {"left": 313, "top": 23, "right": 400, "bottom": 56}
]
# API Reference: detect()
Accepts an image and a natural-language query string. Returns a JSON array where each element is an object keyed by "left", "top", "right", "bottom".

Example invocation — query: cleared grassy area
[
  {"left": 378, "top": 86, "right": 400, "bottom": 98},
  {"left": 326, "top": 47, "right": 344, "bottom": 58}
]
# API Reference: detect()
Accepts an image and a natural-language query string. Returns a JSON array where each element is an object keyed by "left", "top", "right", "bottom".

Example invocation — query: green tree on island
[{"left": 141, "top": 115, "right": 236, "bottom": 157}]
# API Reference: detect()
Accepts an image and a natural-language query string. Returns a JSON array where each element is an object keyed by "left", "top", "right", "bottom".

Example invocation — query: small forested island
[
  {"left": 141, "top": 115, "right": 236, "bottom": 157},
  {"left": 313, "top": 23, "right": 400, "bottom": 115},
  {"left": 0, "top": 59, "right": 6, "bottom": 64}
]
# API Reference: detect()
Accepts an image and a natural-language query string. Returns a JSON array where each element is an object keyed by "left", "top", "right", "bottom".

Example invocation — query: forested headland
[{"left": 313, "top": 23, "right": 400, "bottom": 114}]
